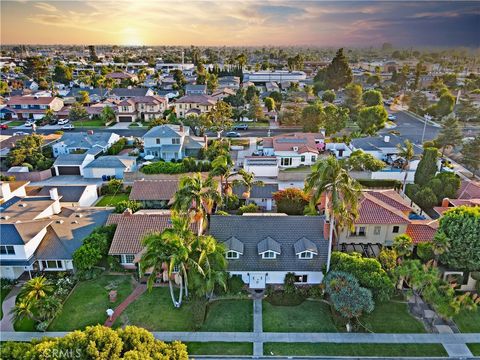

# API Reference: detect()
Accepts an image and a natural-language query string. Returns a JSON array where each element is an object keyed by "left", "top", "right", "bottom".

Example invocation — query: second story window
[
  {"left": 172, "top": 138, "right": 180, "bottom": 144},
  {"left": 301, "top": 155, "right": 305, "bottom": 162},
  {"left": 0, "top": 245, "right": 15, "bottom": 255},
  {"left": 156, "top": 138, "right": 160, "bottom": 144},
  {"left": 392, "top": 226, "right": 400, "bottom": 233},
  {"left": 262, "top": 251, "right": 277, "bottom": 259},
  {"left": 226, "top": 251, "right": 239, "bottom": 259}
]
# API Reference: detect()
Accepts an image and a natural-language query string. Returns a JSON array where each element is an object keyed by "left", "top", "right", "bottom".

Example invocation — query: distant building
[
  {"left": 244, "top": 71, "right": 306, "bottom": 84},
  {"left": 174, "top": 94, "right": 217, "bottom": 118},
  {"left": 52, "top": 132, "right": 120, "bottom": 157},
  {"left": 6, "top": 96, "right": 64, "bottom": 120},
  {"left": 185, "top": 84, "right": 207, "bottom": 95}
]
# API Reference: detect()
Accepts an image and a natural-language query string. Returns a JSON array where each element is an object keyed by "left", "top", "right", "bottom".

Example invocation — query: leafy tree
[
  {"left": 378, "top": 248, "right": 398, "bottom": 272},
  {"left": 6, "top": 134, "right": 53, "bottom": 170},
  {"left": 69, "top": 102, "right": 89, "bottom": 121},
  {"left": 233, "top": 169, "right": 263, "bottom": 200},
  {"left": 407, "top": 91, "right": 428, "bottom": 115},
  {"left": 264, "top": 97, "right": 275, "bottom": 111},
  {"left": 206, "top": 73, "right": 218, "bottom": 93},
  {"left": 417, "top": 242, "right": 435, "bottom": 262},
  {"left": 462, "top": 135, "right": 480, "bottom": 174},
  {"left": 245, "top": 85, "right": 259, "bottom": 103},
  {"left": 435, "top": 114, "right": 463, "bottom": 155},
  {"left": 248, "top": 95, "right": 264, "bottom": 121},
  {"left": 414, "top": 148, "right": 438, "bottom": 186},
  {"left": 341, "top": 150, "right": 386, "bottom": 171},
  {"left": 324, "top": 48, "right": 353, "bottom": 90},
  {"left": 427, "top": 172, "right": 461, "bottom": 203},
  {"left": 23, "top": 56, "right": 48, "bottom": 81},
  {"left": 0, "top": 80, "right": 10, "bottom": 95},
  {"left": 439, "top": 206, "right": 480, "bottom": 271},
  {"left": 357, "top": 105, "right": 388, "bottom": 135},
  {"left": 101, "top": 106, "right": 116, "bottom": 125},
  {"left": 323, "top": 103, "right": 349, "bottom": 136},
  {"left": 269, "top": 90, "right": 283, "bottom": 108},
  {"left": 114, "top": 200, "right": 142, "bottom": 214},
  {"left": 301, "top": 102, "right": 324, "bottom": 132},
  {"left": 362, "top": 90, "right": 383, "bottom": 107},
  {"left": 272, "top": 188, "right": 310, "bottom": 215},
  {"left": 330, "top": 252, "right": 394, "bottom": 301},
  {"left": 433, "top": 92, "right": 456, "bottom": 118},
  {"left": 456, "top": 96, "right": 479, "bottom": 123},
  {"left": 279, "top": 102, "right": 302, "bottom": 126},
  {"left": 321, "top": 90, "right": 335, "bottom": 103},
  {"left": 393, "top": 234, "right": 413, "bottom": 259},
  {"left": 207, "top": 100, "right": 233, "bottom": 137},
  {"left": 53, "top": 63, "right": 72, "bottom": 84},
  {"left": 171, "top": 69, "right": 187, "bottom": 88},
  {"left": 344, "top": 83, "right": 363, "bottom": 119}
]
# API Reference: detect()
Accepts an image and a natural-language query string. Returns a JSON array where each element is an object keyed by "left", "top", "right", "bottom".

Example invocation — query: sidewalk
[{"left": 0, "top": 286, "right": 21, "bottom": 331}]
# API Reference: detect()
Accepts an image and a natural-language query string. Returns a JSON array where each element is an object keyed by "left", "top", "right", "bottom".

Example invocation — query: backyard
[
  {"left": 114, "top": 287, "right": 252, "bottom": 332},
  {"left": 95, "top": 193, "right": 130, "bottom": 207}
]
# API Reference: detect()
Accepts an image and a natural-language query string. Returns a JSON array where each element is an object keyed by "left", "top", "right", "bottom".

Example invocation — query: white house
[
  {"left": 52, "top": 153, "right": 95, "bottom": 176},
  {"left": 243, "top": 156, "right": 279, "bottom": 178},
  {"left": 233, "top": 183, "right": 279, "bottom": 211},
  {"left": 52, "top": 132, "right": 120, "bottom": 157},
  {"left": 83, "top": 156, "right": 137, "bottom": 179}
]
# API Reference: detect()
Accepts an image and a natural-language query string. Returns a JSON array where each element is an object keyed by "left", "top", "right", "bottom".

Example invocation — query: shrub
[
  {"left": 417, "top": 242, "right": 434, "bottom": 262},
  {"left": 237, "top": 203, "right": 259, "bottom": 215},
  {"left": 308, "top": 285, "right": 324, "bottom": 299},
  {"left": 265, "top": 290, "right": 305, "bottom": 306},
  {"left": 114, "top": 200, "right": 142, "bottom": 214},
  {"left": 223, "top": 194, "right": 240, "bottom": 211},
  {"left": 107, "top": 138, "right": 127, "bottom": 155},
  {"left": 0, "top": 175, "right": 15, "bottom": 181},
  {"left": 72, "top": 225, "right": 116, "bottom": 273},
  {"left": 378, "top": 248, "right": 398, "bottom": 272},
  {"left": 272, "top": 188, "right": 309, "bottom": 215},
  {"left": 141, "top": 161, "right": 185, "bottom": 174},
  {"left": 284, "top": 272, "right": 296, "bottom": 294},
  {"left": 357, "top": 179, "right": 402, "bottom": 189},
  {"left": 101, "top": 179, "right": 124, "bottom": 195},
  {"left": 227, "top": 275, "right": 245, "bottom": 294},
  {"left": 215, "top": 210, "right": 230, "bottom": 216}
]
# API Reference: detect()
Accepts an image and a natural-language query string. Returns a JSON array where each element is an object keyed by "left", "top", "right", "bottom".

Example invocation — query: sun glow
[{"left": 121, "top": 27, "right": 143, "bottom": 46}]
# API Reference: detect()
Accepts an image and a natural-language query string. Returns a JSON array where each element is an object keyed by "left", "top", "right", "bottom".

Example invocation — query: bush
[
  {"left": 223, "top": 194, "right": 240, "bottom": 211},
  {"left": 272, "top": 188, "right": 310, "bottom": 215},
  {"left": 72, "top": 225, "right": 116, "bottom": 272},
  {"left": 417, "top": 242, "right": 434, "bottom": 262},
  {"left": 108, "top": 256, "right": 125, "bottom": 272},
  {"left": 0, "top": 175, "right": 15, "bottom": 181},
  {"left": 215, "top": 210, "right": 230, "bottom": 216},
  {"left": 284, "top": 272, "right": 296, "bottom": 294},
  {"left": 357, "top": 179, "right": 402, "bottom": 189},
  {"left": 114, "top": 200, "right": 142, "bottom": 214},
  {"left": 227, "top": 275, "right": 245, "bottom": 294},
  {"left": 265, "top": 290, "right": 305, "bottom": 306},
  {"left": 141, "top": 161, "right": 185, "bottom": 174},
  {"left": 308, "top": 285, "right": 324, "bottom": 299},
  {"left": 107, "top": 138, "right": 127, "bottom": 155},
  {"left": 101, "top": 179, "right": 124, "bottom": 195},
  {"left": 237, "top": 203, "right": 259, "bottom": 215}
]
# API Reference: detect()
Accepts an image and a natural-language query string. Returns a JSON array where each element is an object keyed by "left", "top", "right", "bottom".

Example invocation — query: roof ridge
[{"left": 362, "top": 192, "right": 409, "bottom": 221}]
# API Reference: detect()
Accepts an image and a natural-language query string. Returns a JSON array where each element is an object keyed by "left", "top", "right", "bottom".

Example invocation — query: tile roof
[
  {"left": 457, "top": 180, "right": 480, "bottom": 199},
  {"left": 364, "top": 190, "right": 412, "bottom": 212},
  {"left": 175, "top": 94, "right": 217, "bottom": 105},
  {"left": 356, "top": 192, "right": 410, "bottom": 224},
  {"left": 129, "top": 180, "right": 179, "bottom": 201},
  {"left": 264, "top": 132, "right": 323, "bottom": 154},
  {"left": 7, "top": 96, "right": 58, "bottom": 105},
  {"left": 406, "top": 220, "right": 439, "bottom": 244}
]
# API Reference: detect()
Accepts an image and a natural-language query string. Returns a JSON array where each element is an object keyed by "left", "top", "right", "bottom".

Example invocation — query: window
[
  {"left": 298, "top": 251, "right": 314, "bottom": 259},
  {"left": 172, "top": 138, "right": 180, "bottom": 144},
  {"left": 392, "top": 226, "right": 400, "bottom": 233},
  {"left": 41, "top": 260, "right": 63, "bottom": 269},
  {"left": 350, "top": 226, "right": 366, "bottom": 237},
  {"left": 300, "top": 155, "right": 305, "bottom": 162},
  {"left": 311, "top": 155, "right": 316, "bottom": 162},
  {"left": 124, "top": 254, "right": 135, "bottom": 264},
  {"left": 0, "top": 245, "right": 15, "bottom": 255},
  {"left": 226, "top": 251, "right": 239, "bottom": 259},
  {"left": 156, "top": 138, "right": 160, "bottom": 144},
  {"left": 262, "top": 251, "right": 277, "bottom": 259},
  {"left": 294, "top": 275, "right": 308, "bottom": 283},
  {"left": 374, "top": 226, "right": 381, "bottom": 235},
  {"left": 280, "top": 158, "right": 292, "bottom": 166}
]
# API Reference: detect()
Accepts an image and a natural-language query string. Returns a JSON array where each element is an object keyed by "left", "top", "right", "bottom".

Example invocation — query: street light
[{"left": 421, "top": 113, "right": 431, "bottom": 145}]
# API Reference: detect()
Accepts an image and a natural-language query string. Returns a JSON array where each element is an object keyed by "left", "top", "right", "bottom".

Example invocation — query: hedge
[
  {"left": 358, "top": 179, "right": 402, "bottom": 189},
  {"left": 141, "top": 158, "right": 211, "bottom": 174}
]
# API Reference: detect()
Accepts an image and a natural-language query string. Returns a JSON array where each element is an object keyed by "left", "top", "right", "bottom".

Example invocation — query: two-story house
[
  {"left": 116, "top": 95, "right": 168, "bottom": 122},
  {"left": 174, "top": 95, "right": 217, "bottom": 118},
  {"left": 185, "top": 85, "right": 207, "bottom": 95},
  {"left": 6, "top": 96, "right": 64, "bottom": 120},
  {"left": 105, "top": 71, "right": 138, "bottom": 85},
  {"left": 143, "top": 124, "right": 205, "bottom": 161}
]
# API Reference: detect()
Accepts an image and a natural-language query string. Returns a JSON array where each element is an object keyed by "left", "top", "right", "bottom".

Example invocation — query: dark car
[
  {"left": 225, "top": 131, "right": 241, "bottom": 138},
  {"left": 233, "top": 123, "right": 248, "bottom": 130}
]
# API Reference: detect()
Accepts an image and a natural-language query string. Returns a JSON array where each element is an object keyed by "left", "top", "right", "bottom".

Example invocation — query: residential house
[
  {"left": 350, "top": 135, "right": 423, "bottom": 162},
  {"left": 52, "top": 153, "right": 95, "bottom": 176},
  {"left": 0, "top": 186, "right": 111, "bottom": 279},
  {"left": 456, "top": 180, "right": 480, "bottom": 200},
  {"left": 68, "top": 88, "right": 109, "bottom": 103},
  {"left": 116, "top": 95, "right": 168, "bottom": 122},
  {"left": 262, "top": 132, "right": 324, "bottom": 169},
  {"left": 233, "top": 183, "right": 279, "bottom": 211},
  {"left": 211, "top": 88, "right": 236, "bottom": 101},
  {"left": 174, "top": 95, "right": 217, "bottom": 118},
  {"left": 23, "top": 80, "right": 39, "bottom": 92},
  {"left": 83, "top": 156, "right": 137, "bottom": 179},
  {"left": 185, "top": 84, "right": 207, "bottom": 95},
  {"left": 129, "top": 179, "right": 179, "bottom": 209},
  {"left": 6, "top": 96, "right": 64, "bottom": 120},
  {"left": 105, "top": 71, "right": 138, "bottom": 85},
  {"left": 243, "top": 71, "right": 307, "bottom": 84},
  {"left": 433, "top": 196, "right": 480, "bottom": 217},
  {"left": 109, "top": 87, "right": 154, "bottom": 99},
  {"left": 0, "top": 181, "right": 29, "bottom": 203},
  {"left": 143, "top": 124, "right": 205, "bottom": 161},
  {"left": 209, "top": 214, "right": 328, "bottom": 289},
  {"left": 218, "top": 76, "right": 240, "bottom": 90},
  {"left": 325, "top": 142, "right": 352, "bottom": 159},
  {"left": 26, "top": 185, "right": 99, "bottom": 207},
  {"left": 52, "top": 132, "right": 120, "bottom": 157},
  {"left": 243, "top": 156, "right": 279, "bottom": 178}
]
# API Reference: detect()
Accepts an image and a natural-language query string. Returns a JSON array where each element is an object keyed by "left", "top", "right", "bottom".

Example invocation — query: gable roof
[
  {"left": 129, "top": 180, "right": 179, "bottom": 201},
  {"left": 258, "top": 236, "right": 281, "bottom": 254},
  {"left": 457, "top": 180, "right": 480, "bottom": 199},
  {"left": 223, "top": 236, "right": 244, "bottom": 254},
  {"left": 175, "top": 94, "right": 217, "bottom": 105},
  {"left": 143, "top": 124, "right": 185, "bottom": 138},
  {"left": 54, "top": 132, "right": 118, "bottom": 150},
  {"left": 406, "top": 220, "right": 439, "bottom": 244},
  {"left": 7, "top": 96, "right": 57, "bottom": 105},
  {"left": 294, "top": 237, "right": 318, "bottom": 254},
  {"left": 83, "top": 156, "right": 134, "bottom": 169},
  {"left": 356, "top": 192, "right": 410, "bottom": 224},
  {"left": 364, "top": 190, "right": 412, "bottom": 212},
  {"left": 265, "top": 132, "right": 323, "bottom": 154},
  {"left": 0, "top": 220, "right": 52, "bottom": 245},
  {"left": 53, "top": 153, "right": 91, "bottom": 166}
]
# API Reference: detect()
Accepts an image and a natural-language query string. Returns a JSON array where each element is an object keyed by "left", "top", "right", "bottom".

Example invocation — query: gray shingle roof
[
  {"left": 56, "top": 132, "right": 118, "bottom": 150},
  {"left": 233, "top": 184, "right": 279, "bottom": 199},
  {"left": 144, "top": 125, "right": 182, "bottom": 139},
  {"left": 34, "top": 186, "right": 90, "bottom": 202},
  {"left": 223, "top": 236, "right": 244, "bottom": 254},
  {"left": 53, "top": 153, "right": 89, "bottom": 166},
  {"left": 294, "top": 237, "right": 318, "bottom": 255},
  {"left": 258, "top": 236, "right": 281, "bottom": 254},
  {"left": 351, "top": 135, "right": 423, "bottom": 155},
  {"left": 209, "top": 215, "right": 328, "bottom": 272},
  {"left": 84, "top": 156, "right": 134, "bottom": 169}
]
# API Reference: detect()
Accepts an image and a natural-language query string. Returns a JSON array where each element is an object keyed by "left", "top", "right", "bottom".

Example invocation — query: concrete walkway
[
  {"left": 104, "top": 284, "right": 146, "bottom": 327},
  {"left": 0, "top": 286, "right": 21, "bottom": 331},
  {"left": 253, "top": 298, "right": 263, "bottom": 357}
]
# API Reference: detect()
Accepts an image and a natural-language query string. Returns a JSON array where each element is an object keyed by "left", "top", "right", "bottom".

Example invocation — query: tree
[
  {"left": 427, "top": 172, "right": 461, "bottom": 203},
  {"left": 378, "top": 248, "right": 398, "bottom": 272},
  {"left": 247, "top": 95, "right": 264, "bottom": 121},
  {"left": 207, "top": 100, "right": 233, "bottom": 137},
  {"left": 461, "top": 135, "right": 480, "bottom": 174},
  {"left": 301, "top": 102, "right": 324, "bottom": 132},
  {"left": 101, "top": 106, "right": 116, "bottom": 125},
  {"left": 171, "top": 69, "right": 187, "bottom": 88},
  {"left": 393, "top": 234, "right": 413, "bottom": 259},
  {"left": 272, "top": 188, "right": 310, "bottom": 215},
  {"left": 407, "top": 91, "right": 428, "bottom": 115},
  {"left": 305, "top": 157, "right": 362, "bottom": 271},
  {"left": 456, "top": 96, "right": 479, "bottom": 123},
  {"left": 210, "top": 154, "right": 236, "bottom": 197},
  {"left": 431, "top": 231, "right": 450, "bottom": 265},
  {"left": 269, "top": 91, "right": 283, "bottom": 108},
  {"left": 434, "top": 92, "right": 456, "bottom": 118},
  {"left": 279, "top": 102, "right": 302, "bottom": 126},
  {"left": 18, "top": 276, "right": 53, "bottom": 302},
  {"left": 0, "top": 80, "right": 9, "bottom": 95},
  {"left": 53, "top": 63, "right": 72, "bottom": 84},
  {"left": 435, "top": 114, "right": 463, "bottom": 155},
  {"left": 206, "top": 73, "right": 218, "bottom": 93},
  {"left": 397, "top": 139, "right": 415, "bottom": 193},
  {"left": 324, "top": 271, "right": 374, "bottom": 323},
  {"left": 414, "top": 148, "right": 438, "bottom": 186},
  {"left": 69, "top": 102, "right": 88, "bottom": 121},
  {"left": 304, "top": 84, "right": 314, "bottom": 98},
  {"left": 357, "top": 105, "right": 388, "bottom": 135},
  {"left": 344, "top": 83, "right": 363, "bottom": 119},
  {"left": 233, "top": 169, "right": 263, "bottom": 200},
  {"left": 264, "top": 97, "right": 275, "bottom": 111},
  {"left": 23, "top": 56, "right": 48, "bottom": 81},
  {"left": 323, "top": 104, "right": 349, "bottom": 136},
  {"left": 325, "top": 48, "right": 353, "bottom": 90},
  {"left": 362, "top": 90, "right": 383, "bottom": 107},
  {"left": 439, "top": 206, "right": 480, "bottom": 271},
  {"left": 341, "top": 150, "right": 386, "bottom": 172},
  {"left": 6, "top": 134, "right": 53, "bottom": 171},
  {"left": 321, "top": 90, "right": 335, "bottom": 103},
  {"left": 245, "top": 85, "right": 259, "bottom": 103}
]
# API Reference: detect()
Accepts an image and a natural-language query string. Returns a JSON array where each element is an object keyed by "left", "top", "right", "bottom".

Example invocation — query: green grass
[
  {"left": 6, "top": 120, "right": 24, "bottom": 126},
  {"left": 360, "top": 300, "right": 426, "bottom": 333},
  {"left": 454, "top": 309, "right": 480, "bottom": 332},
  {"left": 468, "top": 344, "right": 480, "bottom": 356},
  {"left": 95, "top": 193, "right": 130, "bottom": 206},
  {"left": 280, "top": 166, "right": 312, "bottom": 173},
  {"left": 264, "top": 343, "right": 448, "bottom": 357},
  {"left": 186, "top": 342, "right": 252, "bottom": 355},
  {"left": 48, "top": 274, "right": 134, "bottom": 331},
  {"left": 73, "top": 119, "right": 106, "bottom": 127},
  {"left": 229, "top": 139, "right": 250, "bottom": 147},
  {"left": 114, "top": 287, "right": 252, "bottom": 332},
  {"left": 0, "top": 284, "right": 12, "bottom": 319},
  {"left": 263, "top": 300, "right": 337, "bottom": 332},
  {"left": 14, "top": 317, "right": 36, "bottom": 331}
]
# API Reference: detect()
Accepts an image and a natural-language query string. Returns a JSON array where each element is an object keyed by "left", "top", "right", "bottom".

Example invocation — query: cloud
[{"left": 34, "top": 2, "right": 58, "bottom": 12}]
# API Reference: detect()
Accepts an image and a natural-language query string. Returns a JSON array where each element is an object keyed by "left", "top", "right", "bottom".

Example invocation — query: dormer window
[
  {"left": 262, "top": 251, "right": 277, "bottom": 259},
  {"left": 223, "top": 236, "right": 244, "bottom": 260},
  {"left": 226, "top": 251, "right": 240, "bottom": 259},
  {"left": 258, "top": 236, "right": 281, "bottom": 259},
  {"left": 298, "top": 251, "right": 314, "bottom": 259},
  {"left": 294, "top": 237, "right": 318, "bottom": 259}
]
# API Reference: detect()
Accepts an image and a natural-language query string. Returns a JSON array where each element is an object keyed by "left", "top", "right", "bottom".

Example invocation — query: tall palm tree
[
  {"left": 305, "top": 156, "right": 362, "bottom": 272},
  {"left": 431, "top": 231, "right": 449, "bottom": 266},
  {"left": 233, "top": 169, "right": 264, "bottom": 200},
  {"left": 210, "top": 155, "right": 236, "bottom": 197},
  {"left": 19, "top": 276, "right": 53, "bottom": 302},
  {"left": 173, "top": 173, "right": 221, "bottom": 235},
  {"left": 397, "top": 139, "right": 415, "bottom": 194}
]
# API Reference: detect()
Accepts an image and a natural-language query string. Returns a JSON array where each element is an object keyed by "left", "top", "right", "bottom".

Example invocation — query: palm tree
[
  {"left": 19, "top": 276, "right": 53, "bottom": 302},
  {"left": 11, "top": 300, "right": 37, "bottom": 323},
  {"left": 397, "top": 139, "right": 415, "bottom": 194},
  {"left": 304, "top": 156, "right": 362, "bottom": 271},
  {"left": 210, "top": 155, "right": 236, "bottom": 197},
  {"left": 233, "top": 169, "right": 264, "bottom": 200},
  {"left": 173, "top": 173, "right": 221, "bottom": 235},
  {"left": 431, "top": 231, "right": 449, "bottom": 266}
]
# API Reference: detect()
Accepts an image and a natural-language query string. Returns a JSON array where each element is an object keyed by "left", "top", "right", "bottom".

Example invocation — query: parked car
[
  {"left": 62, "top": 124, "right": 75, "bottom": 130},
  {"left": 233, "top": 123, "right": 248, "bottom": 130},
  {"left": 13, "top": 131, "right": 29, "bottom": 136},
  {"left": 24, "top": 121, "right": 35, "bottom": 127},
  {"left": 49, "top": 118, "right": 58, "bottom": 125},
  {"left": 252, "top": 150, "right": 262, "bottom": 156},
  {"left": 0, "top": 124, "right": 8, "bottom": 130},
  {"left": 225, "top": 131, "right": 241, "bottom": 138},
  {"left": 388, "top": 114, "right": 397, "bottom": 121},
  {"left": 57, "top": 119, "right": 69, "bottom": 125}
]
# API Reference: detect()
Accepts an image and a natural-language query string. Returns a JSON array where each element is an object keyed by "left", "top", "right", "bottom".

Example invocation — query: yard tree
[
  {"left": 304, "top": 84, "right": 314, "bottom": 98},
  {"left": 171, "top": 69, "right": 187, "bottom": 88},
  {"left": 23, "top": 56, "right": 48, "bottom": 81},
  {"left": 321, "top": 90, "right": 336, "bottom": 103},
  {"left": 272, "top": 188, "right": 310, "bottom": 215},
  {"left": 407, "top": 91, "right": 428, "bottom": 115},
  {"left": 323, "top": 103, "right": 349, "bottom": 136},
  {"left": 206, "top": 73, "right": 218, "bottom": 93},
  {"left": 427, "top": 172, "right": 461, "bottom": 203},
  {"left": 325, "top": 48, "right": 353, "bottom": 90},
  {"left": 245, "top": 85, "right": 259, "bottom": 103},
  {"left": 378, "top": 248, "right": 398, "bottom": 272},
  {"left": 434, "top": 92, "right": 456, "bottom": 118},
  {"left": 248, "top": 95, "right": 264, "bottom": 121},
  {"left": 341, "top": 150, "right": 386, "bottom": 172},
  {"left": 439, "top": 206, "right": 480, "bottom": 271},
  {"left": 264, "top": 96, "right": 275, "bottom": 111},
  {"left": 414, "top": 147, "right": 438, "bottom": 186},
  {"left": 366, "top": 74, "right": 381, "bottom": 86},
  {"left": 6, "top": 134, "right": 53, "bottom": 170},
  {"left": 362, "top": 89, "right": 383, "bottom": 107},
  {"left": 344, "top": 83, "right": 363, "bottom": 119},
  {"left": 0, "top": 80, "right": 9, "bottom": 95},
  {"left": 435, "top": 114, "right": 463, "bottom": 155},
  {"left": 53, "top": 63, "right": 73, "bottom": 84},
  {"left": 207, "top": 100, "right": 233, "bottom": 137},
  {"left": 279, "top": 102, "right": 302, "bottom": 126},
  {"left": 392, "top": 234, "right": 413, "bottom": 259},
  {"left": 456, "top": 96, "right": 480, "bottom": 123},
  {"left": 269, "top": 90, "right": 283, "bottom": 108},
  {"left": 301, "top": 102, "right": 324, "bottom": 132},
  {"left": 69, "top": 102, "right": 89, "bottom": 121},
  {"left": 101, "top": 105, "right": 116, "bottom": 125},
  {"left": 397, "top": 139, "right": 415, "bottom": 193},
  {"left": 357, "top": 105, "right": 388, "bottom": 135},
  {"left": 462, "top": 135, "right": 480, "bottom": 174}
]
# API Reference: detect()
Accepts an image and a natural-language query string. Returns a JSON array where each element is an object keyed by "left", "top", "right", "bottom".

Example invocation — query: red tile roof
[
  {"left": 175, "top": 95, "right": 216, "bottom": 105},
  {"left": 356, "top": 192, "right": 410, "bottom": 224},
  {"left": 7, "top": 96, "right": 58, "bottom": 105},
  {"left": 129, "top": 180, "right": 179, "bottom": 201},
  {"left": 458, "top": 180, "right": 480, "bottom": 199},
  {"left": 264, "top": 132, "right": 323, "bottom": 154},
  {"left": 364, "top": 190, "right": 412, "bottom": 212},
  {"left": 406, "top": 220, "right": 439, "bottom": 244}
]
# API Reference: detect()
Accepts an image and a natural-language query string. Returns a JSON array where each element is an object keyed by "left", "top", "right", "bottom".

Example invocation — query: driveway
[
  {"left": 29, "top": 175, "right": 104, "bottom": 187},
  {"left": 110, "top": 122, "right": 135, "bottom": 130}
]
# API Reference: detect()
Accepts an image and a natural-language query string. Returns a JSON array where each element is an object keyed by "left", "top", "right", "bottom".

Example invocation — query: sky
[{"left": 1, "top": 1, "right": 479, "bottom": 47}]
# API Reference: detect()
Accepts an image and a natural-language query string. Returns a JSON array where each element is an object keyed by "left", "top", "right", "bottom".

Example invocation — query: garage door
[
  {"left": 118, "top": 116, "right": 132, "bottom": 122},
  {"left": 57, "top": 166, "right": 81, "bottom": 175}
]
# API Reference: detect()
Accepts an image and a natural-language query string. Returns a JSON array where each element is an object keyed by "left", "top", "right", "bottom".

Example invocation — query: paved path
[
  {"left": 253, "top": 298, "right": 263, "bottom": 357},
  {"left": 104, "top": 284, "right": 146, "bottom": 327},
  {"left": 0, "top": 286, "right": 21, "bottom": 332}
]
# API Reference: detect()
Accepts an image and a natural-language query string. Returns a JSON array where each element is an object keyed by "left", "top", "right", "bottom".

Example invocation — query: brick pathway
[{"left": 104, "top": 284, "right": 147, "bottom": 327}]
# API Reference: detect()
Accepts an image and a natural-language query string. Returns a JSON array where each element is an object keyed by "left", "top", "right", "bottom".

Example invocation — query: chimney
[
  {"left": 49, "top": 187, "right": 59, "bottom": 200},
  {"left": 383, "top": 135, "right": 390, "bottom": 143},
  {"left": 441, "top": 198, "right": 450, "bottom": 207},
  {"left": 0, "top": 182, "right": 11, "bottom": 198},
  {"left": 179, "top": 124, "right": 184, "bottom": 133}
]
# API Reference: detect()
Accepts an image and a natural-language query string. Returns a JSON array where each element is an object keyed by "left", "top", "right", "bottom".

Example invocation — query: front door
[{"left": 249, "top": 273, "right": 266, "bottom": 289}]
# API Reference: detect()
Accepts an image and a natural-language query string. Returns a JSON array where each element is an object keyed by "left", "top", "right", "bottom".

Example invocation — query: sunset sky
[{"left": 1, "top": 1, "right": 479, "bottom": 47}]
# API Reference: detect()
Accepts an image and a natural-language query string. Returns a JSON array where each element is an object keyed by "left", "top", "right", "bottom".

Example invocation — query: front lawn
[
  {"left": 73, "top": 119, "right": 106, "bottom": 127},
  {"left": 48, "top": 274, "right": 134, "bottom": 331},
  {"left": 95, "top": 194, "right": 130, "bottom": 206},
  {"left": 468, "top": 344, "right": 480, "bottom": 356},
  {"left": 454, "top": 309, "right": 480, "bottom": 333},
  {"left": 186, "top": 342, "right": 252, "bottom": 355},
  {"left": 263, "top": 300, "right": 337, "bottom": 332},
  {"left": 264, "top": 343, "right": 448, "bottom": 357},
  {"left": 114, "top": 287, "right": 252, "bottom": 332},
  {"left": 0, "top": 281, "right": 13, "bottom": 319},
  {"left": 6, "top": 120, "right": 24, "bottom": 127}
]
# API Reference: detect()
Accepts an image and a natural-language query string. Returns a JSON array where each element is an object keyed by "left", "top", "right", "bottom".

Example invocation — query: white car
[
  {"left": 13, "top": 131, "right": 29, "bottom": 136},
  {"left": 387, "top": 114, "right": 397, "bottom": 121},
  {"left": 57, "top": 119, "right": 69, "bottom": 125},
  {"left": 24, "top": 121, "right": 35, "bottom": 127},
  {"left": 62, "top": 124, "right": 75, "bottom": 130}
]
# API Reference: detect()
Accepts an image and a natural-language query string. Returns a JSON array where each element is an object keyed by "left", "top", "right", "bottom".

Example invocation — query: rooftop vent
[
  {"left": 18, "top": 203, "right": 27, "bottom": 207},
  {"left": 72, "top": 220, "right": 79, "bottom": 224},
  {"left": 1, "top": 215, "right": 10, "bottom": 220},
  {"left": 75, "top": 213, "right": 83, "bottom": 218}
]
